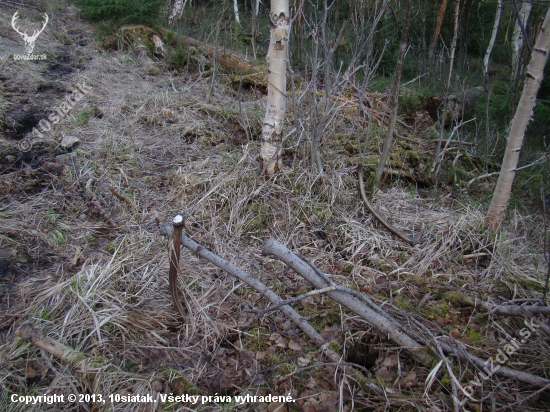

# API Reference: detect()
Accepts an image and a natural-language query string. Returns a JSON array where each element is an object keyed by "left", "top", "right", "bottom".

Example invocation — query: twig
[
  {"left": 462, "top": 252, "right": 489, "bottom": 259},
  {"left": 466, "top": 172, "right": 499, "bottom": 188},
  {"left": 497, "top": 383, "right": 550, "bottom": 411},
  {"left": 357, "top": 164, "right": 425, "bottom": 245},
  {"left": 89, "top": 194, "right": 118, "bottom": 228},
  {"left": 169, "top": 215, "right": 187, "bottom": 321},
  {"left": 454, "top": 294, "right": 550, "bottom": 316},
  {"left": 108, "top": 186, "right": 132, "bottom": 205},
  {"left": 246, "top": 286, "right": 337, "bottom": 316},
  {"left": 439, "top": 339, "right": 550, "bottom": 387},
  {"left": 432, "top": 139, "right": 476, "bottom": 146}
]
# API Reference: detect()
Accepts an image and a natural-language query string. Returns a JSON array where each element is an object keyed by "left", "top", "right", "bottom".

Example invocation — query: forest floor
[{"left": 1, "top": 1, "right": 549, "bottom": 411}]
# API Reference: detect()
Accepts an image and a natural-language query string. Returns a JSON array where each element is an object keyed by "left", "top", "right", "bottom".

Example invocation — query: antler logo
[{"left": 11, "top": 11, "right": 49, "bottom": 54}]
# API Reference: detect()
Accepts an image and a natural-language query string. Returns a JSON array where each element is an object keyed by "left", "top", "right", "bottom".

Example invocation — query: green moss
[
  {"left": 405, "top": 150, "right": 420, "bottom": 167},
  {"left": 393, "top": 296, "right": 414, "bottom": 311},
  {"left": 419, "top": 300, "right": 451, "bottom": 318},
  {"left": 463, "top": 327, "right": 483, "bottom": 346},
  {"left": 246, "top": 202, "right": 272, "bottom": 232},
  {"left": 443, "top": 291, "right": 467, "bottom": 307},
  {"left": 239, "top": 332, "right": 269, "bottom": 352},
  {"left": 162, "top": 367, "right": 201, "bottom": 396},
  {"left": 338, "top": 262, "right": 354, "bottom": 274},
  {"left": 328, "top": 341, "right": 342, "bottom": 353},
  {"left": 505, "top": 277, "right": 545, "bottom": 293}
]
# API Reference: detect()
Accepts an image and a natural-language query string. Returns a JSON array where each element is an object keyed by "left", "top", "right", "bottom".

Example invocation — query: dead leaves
[{"left": 268, "top": 332, "right": 304, "bottom": 352}]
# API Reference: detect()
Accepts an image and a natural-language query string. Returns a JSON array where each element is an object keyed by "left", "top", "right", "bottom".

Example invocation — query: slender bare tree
[
  {"left": 511, "top": 1, "right": 533, "bottom": 80},
  {"left": 433, "top": 0, "right": 461, "bottom": 171},
  {"left": 260, "top": 0, "right": 290, "bottom": 175},
  {"left": 428, "top": 0, "right": 448, "bottom": 61},
  {"left": 486, "top": 7, "right": 550, "bottom": 229},
  {"left": 374, "top": 0, "right": 413, "bottom": 185},
  {"left": 483, "top": 0, "right": 502, "bottom": 79}
]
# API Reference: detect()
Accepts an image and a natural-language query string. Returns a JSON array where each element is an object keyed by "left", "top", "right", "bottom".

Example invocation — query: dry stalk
[
  {"left": 108, "top": 186, "right": 132, "bottom": 205},
  {"left": 169, "top": 215, "right": 187, "bottom": 321},
  {"left": 358, "top": 163, "right": 425, "bottom": 245}
]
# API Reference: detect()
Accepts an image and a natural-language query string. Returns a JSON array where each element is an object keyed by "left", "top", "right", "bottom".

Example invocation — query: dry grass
[{"left": 1, "top": 2, "right": 549, "bottom": 411}]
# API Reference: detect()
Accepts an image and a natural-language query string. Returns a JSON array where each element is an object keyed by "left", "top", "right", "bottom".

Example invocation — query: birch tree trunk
[
  {"left": 260, "top": 0, "right": 290, "bottom": 175},
  {"left": 233, "top": 0, "right": 241, "bottom": 24},
  {"left": 166, "top": 0, "right": 187, "bottom": 27},
  {"left": 428, "top": 0, "right": 448, "bottom": 61},
  {"left": 374, "top": 0, "right": 413, "bottom": 185},
  {"left": 486, "top": 7, "right": 550, "bottom": 229},
  {"left": 483, "top": 0, "right": 502, "bottom": 78},
  {"left": 511, "top": 1, "right": 533, "bottom": 80}
]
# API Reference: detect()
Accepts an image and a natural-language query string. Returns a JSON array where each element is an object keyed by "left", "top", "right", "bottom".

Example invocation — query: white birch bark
[
  {"left": 511, "top": 1, "right": 532, "bottom": 79},
  {"left": 260, "top": 0, "right": 289, "bottom": 175},
  {"left": 167, "top": 0, "right": 187, "bottom": 27},
  {"left": 486, "top": 7, "right": 550, "bottom": 229},
  {"left": 233, "top": 0, "right": 241, "bottom": 24},
  {"left": 483, "top": 0, "right": 502, "bottom": 77}
]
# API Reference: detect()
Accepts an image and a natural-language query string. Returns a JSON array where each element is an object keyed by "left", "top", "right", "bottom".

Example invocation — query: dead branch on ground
[
  {"left": 159, "top": 224, "right": 550, "bottom": 391},
  {"left": 15, "top": 324, "right": 111, "bottom": 374},
  {"left": 451, "top": 294, "right": 550, "bottom": 317},
  {"left": 262, "top": 236, "right": 432, "bottom": 365},
  {"left": 357, "top": 164, "right": 425, "bottom": 245}
]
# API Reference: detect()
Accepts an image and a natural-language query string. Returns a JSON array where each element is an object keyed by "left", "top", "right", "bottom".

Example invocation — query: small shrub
[
  {"left": 75, "top": 0, "right": 162, "bottom": 26},
  {"left": 168, "top": 47, "right": 190, "bottom": 70}
]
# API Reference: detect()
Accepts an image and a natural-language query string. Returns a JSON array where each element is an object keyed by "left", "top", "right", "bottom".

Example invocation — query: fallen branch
[
  {"left": 159, "top": 221, "right": 341, "bottom": 363},
  {"left": 262, "top": 237, "right": 433, "bottom": 366},
  {"left": 357, "top": 163, "right": 425, "bottom": 245},
  {"left": 452, "top": 293, "right": 550, "bottom": 317},
  {"left": 108, "top": 186, "right": 132, "bottom": 205},
  {"left": 15, "top": 324, "right": 110, "bottom": 374},
  {"left": 438, "top": 340, "right": 550, "bottom": 387},
  {"left": 162, "top": 225, "right": 550, "bottom": 390},
  {"left": 175, "top": 35, "right": 267, "bottom": 89}
]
